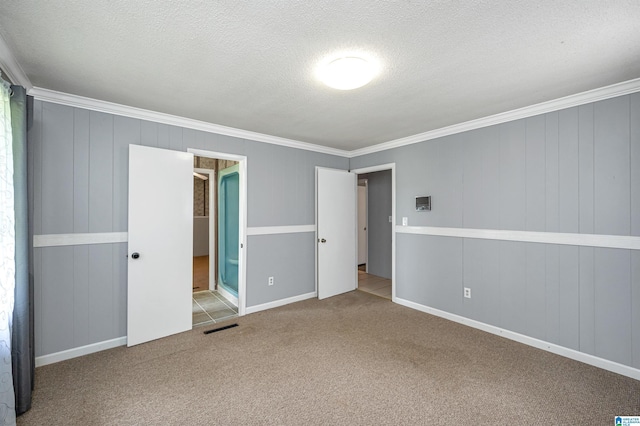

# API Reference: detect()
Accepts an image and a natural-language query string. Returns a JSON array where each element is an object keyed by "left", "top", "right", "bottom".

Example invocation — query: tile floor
[
  {"left": 192, "top": 290, "right": 238, "bottom": 327},
  {"left": 357, "top": 268, "right": 392, "bottom": 299}
]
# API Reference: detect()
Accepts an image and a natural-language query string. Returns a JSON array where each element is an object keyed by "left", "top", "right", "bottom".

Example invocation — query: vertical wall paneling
[
  {"left": 557, "top": 108, "right": 581, "bottom": 350},
  {"left": 73, "top": 109, "right": 90, "bottom": 233},
  {"left": 88, "top": 111, "right": 113, "bottom": 233},
  {"left": 498, "top": 120, "right": 526, "bottom": 230},
  {"left": 403, "top": 235, "right": 463, "bottom": 315},
  {"left": 481, "top": 128, "right": 501, "bottom": 230},
  {"left": 182, "top": 128, "right": 197, "bottom": 154},
  {"left": 33, "top": 248, "right": 42, "bottom": 356},
  {"left": 499, "top": 241, "right": 527, "bottom": 334},
  {"left": 41, "top": 103, "right": 74, "bottom": 234},
  {"left": 113, "top": 116, "right": 140, "bottom": 231},
  {"left": 350, "top": 93, "right": 638, "bottom": 372},
  {"left": 545, "top": 112, "right": 559, "bottom": 232},
  {"left": 248, "top": 141, "right": 276, "bottom": 226},
  {"left": 525, "top": 115, "right": 546, "bottom": 231},
  {"left": 594, "top": 97, "right": 630, "bottom": 236},
  {"left": 631, "top": 251, "right": 640, "bottom": 368},
  {"left": 594, "top": 248, "right": 632, "bottom": 365},
  {"left": 578, "top": 104, "right": 595, "bottom": 234},
  {"left": 558, "top": 108, "right": 579, "bottom": 233},
  {"left": 40, "top": 247, "right": 74, "bottom": 355},
  {"left": 246, "top": 233, "right": 316, "bottom": 307},
  {"left": 394, "top": 143, "right": 427, "bottom": 226},
  {"left": 558, "top": 246, "right": 580, "bottom": 350},
  {"left": 113, "top": 243, "right": 128, "bottom": 337},
  {"left": 462, "top": 238, "right": 502, "bottom": 327},
  {"left": 140, "top": 120, "right": 158, "bottom": 147},
  {"left": 31, "top": 99, "right": 352, "bottom": 359},
  {"left": 544, "top": 112, "right": 561, "bottom": 344},
  {"left": 88, "top": 243, "right": 115, "bottom": 343},
  {"left": 525, "top": 243, "right": 546, "bottom": 340},
  {"left": 429, "top": 136, "right": 463, "bottom": 227},
  {"left": 631, "top": 93, "right": 640, "bottom": 369},
  {"left": 73, "top": 246, "right": 90, "bottom": 346},
  {"left": 631, "top": 93, "right": 640, "bottom": 237},
  {"left": 462, "top": 238, "right": 481, "bottom": 319},
  {"left": 461, "top": 131, "right": 485, "bottom": 229},
  {"left": 169, "top": 125, "right": 183, "bottom": 151},
  {"left": 157, "top": 123, "right": 170, "bottom": 149},
  {"left": 579, "top": 246, "right": 596, "bottom": 354},
  {"left": 31, "top": 100, "right": 43, "bottom": 236}
]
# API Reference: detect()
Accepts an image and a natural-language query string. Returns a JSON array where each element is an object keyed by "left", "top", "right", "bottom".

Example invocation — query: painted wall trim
[
  {"left": 33, "top": 232, "right": 128, "bottom": 248},
  {"left": 396, "top": 226, "right": 640, "bottom": 250},
  {"left": 0, "top": 33, "right": 32, "bottom": 90},
  {"left": 29, "top": 87, "right": 349, "bottom": 157},
  {"left": 247, "top": 225, "right": 315, "bottom": 236},
  {"left": 395, "top": 298, "right": 640, "bottom": 381},
  {"left": 245, "top": 291, "right": 317, "bottom": 315},
  {"left": 348, "top": 77, "right": 640, "bottom": 158},
  {"left": 35, "top": 337, "right": 127, "bottom": 367}
]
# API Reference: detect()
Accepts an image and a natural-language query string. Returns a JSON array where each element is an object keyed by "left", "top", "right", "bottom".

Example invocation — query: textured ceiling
[{"left": 1, "top": 1, "right": 639, "bottom": 151}]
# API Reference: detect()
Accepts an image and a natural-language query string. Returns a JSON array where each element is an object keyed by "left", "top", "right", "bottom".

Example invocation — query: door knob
[
  {"left": 131, "top": 252, "right": 140, "bottom": 259},
  {"left": 319, "top": 238, "right": 326, "bottom": 243}
]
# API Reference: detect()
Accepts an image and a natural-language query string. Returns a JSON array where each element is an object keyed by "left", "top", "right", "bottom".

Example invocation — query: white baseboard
[
  {"left": 35, "top": 336, "right": 127, "bottom": 367},
  {"left": 394, "top": 298, "right": 640, "bottom": 381},
  {"left": 245, "top": 291, "right": 317, "bottom": 315}
]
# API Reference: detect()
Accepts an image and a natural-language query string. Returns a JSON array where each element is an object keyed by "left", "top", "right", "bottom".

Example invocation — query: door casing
[
  {"left": 350, "top": 163, "right": 396, "bottom": 301},
  {"left": 189, "top": 148, "right": 247, "bottom": 316}
]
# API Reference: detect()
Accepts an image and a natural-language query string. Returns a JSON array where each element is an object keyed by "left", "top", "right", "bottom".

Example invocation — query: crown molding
[
  {"left": 0, "top": 33, "right": 32, "bottom": 90},
  {"left": 25, "top": 75, "right": 640, "bottom": 159},
  {"left": 348, "top": 77, "right": 640, "bottom": 158},
  {"left": 28, "top": 86, "right": 350, "bottom": 158}
]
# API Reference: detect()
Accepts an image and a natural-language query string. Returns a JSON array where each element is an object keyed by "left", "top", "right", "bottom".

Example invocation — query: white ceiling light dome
[{"left": 318, "top": 56, "right": 377, "bottom": 90}]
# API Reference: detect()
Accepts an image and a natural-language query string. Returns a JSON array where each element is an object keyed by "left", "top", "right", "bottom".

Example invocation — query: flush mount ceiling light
[{"left": 318, "top": 56, "right": 376, "bottom": 90}]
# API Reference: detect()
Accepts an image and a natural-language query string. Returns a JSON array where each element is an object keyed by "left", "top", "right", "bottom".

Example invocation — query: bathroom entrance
[{"left": 192, "top": 155, "right": 240, "bottom": 326}]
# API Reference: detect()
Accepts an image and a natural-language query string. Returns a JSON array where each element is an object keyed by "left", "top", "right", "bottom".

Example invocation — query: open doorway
[
  {"left": 354, "top": 168, "right": 393, "bottom": 300},
  {"left": 191, "top": 155, "right": 241, "bottom": 327}
]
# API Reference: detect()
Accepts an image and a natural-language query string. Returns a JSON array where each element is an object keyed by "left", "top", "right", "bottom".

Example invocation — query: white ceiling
[{"left": 1, "top": 1, "right": 639, "bottom": 152}]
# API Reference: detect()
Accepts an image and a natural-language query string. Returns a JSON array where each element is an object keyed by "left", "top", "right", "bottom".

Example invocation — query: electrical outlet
[
  {"left": 268, "top": 276, "right": 274, "bottom": 286},
  {"left": 388, "top": 216, "right": 392, "bottom": 223},
  {"left": 464, "top": 287, "right": 471, "bottom": 299},
  {"left": 402, "top": 217, "right": 408, "bottom": 226}
]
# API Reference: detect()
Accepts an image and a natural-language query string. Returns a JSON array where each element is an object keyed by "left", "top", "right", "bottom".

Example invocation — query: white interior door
[
  {"left": 128, "top": 144, "right": 193, "bottom": 346},
  {"left": 357, "top": 184, "right": 368, "bottom": 265},
  {"left": 317, "top": 168, "right": 357, "bottom": 299}
]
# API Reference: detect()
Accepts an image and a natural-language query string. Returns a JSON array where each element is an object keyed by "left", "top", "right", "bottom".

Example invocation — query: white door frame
[
  {"left": 194, "top": 167, "right": 216, "bottom": 291},
  {"left": 350, "top": 163, "right": 396, "bottom": 301},
  {"left": 189, "top": 148, "right": 247, "bottom": 316}
]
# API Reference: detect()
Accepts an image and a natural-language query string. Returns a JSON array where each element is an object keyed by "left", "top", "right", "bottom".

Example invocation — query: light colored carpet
[{"left": 19, "top": 291, "right": 639, "bottom": 425}]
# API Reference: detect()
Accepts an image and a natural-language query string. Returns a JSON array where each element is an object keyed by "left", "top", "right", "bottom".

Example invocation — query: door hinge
[{"left": 240, "top": 243, "right": 243, "bottom": 248}]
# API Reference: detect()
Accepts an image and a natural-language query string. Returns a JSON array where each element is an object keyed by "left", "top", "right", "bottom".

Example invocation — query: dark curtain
[{"left": 10, "top": 86, "right": 33, "bottom": 415}]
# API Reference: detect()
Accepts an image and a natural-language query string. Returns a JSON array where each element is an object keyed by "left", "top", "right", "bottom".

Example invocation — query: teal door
[{"left": 218, "top": 164, "right": 240, "bottom": 297}]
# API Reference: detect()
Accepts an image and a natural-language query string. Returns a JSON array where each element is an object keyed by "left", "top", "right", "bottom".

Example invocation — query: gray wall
[
  {"left": 29, "top": 100, "right": 348, "bottom": 357},
  {"left": 359, "top": 170, "right": 392, "bottom": 279},
  {"left": 351, "top": 93, "right": 640, "bottom": 370}
]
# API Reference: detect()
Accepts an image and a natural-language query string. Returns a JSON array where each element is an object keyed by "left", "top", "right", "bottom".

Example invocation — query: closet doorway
[{"left": 354, "top": 167, "right": 394, "bottom": 300}]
